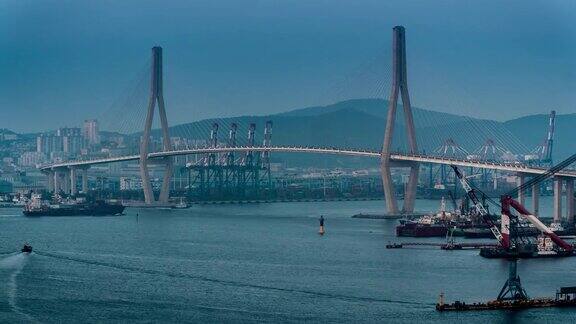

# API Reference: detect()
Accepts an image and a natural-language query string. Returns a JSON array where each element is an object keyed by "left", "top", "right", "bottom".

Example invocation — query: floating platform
[
  {"left": 353, "top": 212, "right": 426, "bottom": 219},
  {"left": 385, "top": 242, "right": 497, "bottom": 250},
  {"left": 437, "top": 298, "right": 563, "bottom": 311},
  {"left": 479, "top": 247, "right": 576, "bottom": 259},
  {"left": 437, "top": 287, "right": 576, "bottom": 312}
]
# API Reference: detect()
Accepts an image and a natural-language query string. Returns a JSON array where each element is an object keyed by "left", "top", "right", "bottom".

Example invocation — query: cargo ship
[
  {"left": 396, "top": 197, "right": 456, "bottom": 237},
  {"left": 396, "top": 217, "right": 450, "bottom": 237},
  {"left": 23, "top": 194, "right": 125, "bottom": 217}
]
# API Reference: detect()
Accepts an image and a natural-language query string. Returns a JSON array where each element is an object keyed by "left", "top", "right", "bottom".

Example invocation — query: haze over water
[{"left": 1, "top": 198, "right": 576, "bottom": 322}]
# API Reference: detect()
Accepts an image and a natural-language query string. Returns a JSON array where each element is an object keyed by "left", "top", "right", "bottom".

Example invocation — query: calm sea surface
[{"left": 1, "top": 197, "right": 576, "bottom": 323}]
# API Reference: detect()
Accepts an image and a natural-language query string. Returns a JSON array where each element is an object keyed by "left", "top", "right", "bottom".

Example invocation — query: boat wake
[
  {"left": 0, "top": 253, "right": 38, "bottom": 323},
  {"left": 36, "top": 251, "right": 431, "bottom": 307}
]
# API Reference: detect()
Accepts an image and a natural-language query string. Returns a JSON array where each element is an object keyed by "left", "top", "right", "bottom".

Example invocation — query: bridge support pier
[
  {"left": 381, "top": 158, "right": 398, "bottom": 213},
  {"left": 47, "top": 171, "right": 55, "bottom": 192},
  {"left": 553, "top": 176, "right": 562, "bottom": 223},
  {"left": 140, "top": 46, "right": 173, "bottom": 205},
  {"left": 380, "top": 26, "right": 420, "bottom": 215},
  {"left": 54, "top": 170, "right": 61, "bottom": 193},
  {"left": 566, "top": 178, "right": 574, "bottom": 225},
  {"left": 62, "top": 169, "right": 70, "bottom": 195},
  {"left": 69, "top": 167, "right": 77, "bottom": 196},
  {"left": 516, "top": 174, "right": 526, "bottom": 206},
  {"left": 81, "top": 168, "right": 89, "bottom": 193},
  {"left": 531, "top": 183, "right": 539, "bottom": 216},
  {"left": 403, "top": 162, "right": 419, "bottom": 213}
]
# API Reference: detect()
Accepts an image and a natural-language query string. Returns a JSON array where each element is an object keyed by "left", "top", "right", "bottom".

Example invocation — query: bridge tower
[
  {"left": 140, "top": 46, "right": 173, "bottom": 204},
  {"left": 381, "top": 26, "right": 420, "bottom": 214}
]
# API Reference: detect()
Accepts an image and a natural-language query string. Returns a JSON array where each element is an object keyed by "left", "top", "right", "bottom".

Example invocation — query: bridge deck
[{"left": 38, "top": 146, "right": 576, "bottom": 178}]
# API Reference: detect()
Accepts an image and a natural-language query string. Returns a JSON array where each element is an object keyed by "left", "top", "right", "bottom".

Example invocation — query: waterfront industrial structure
[{"left": 185, "top": 121, "right": 273, "bottom": 200}]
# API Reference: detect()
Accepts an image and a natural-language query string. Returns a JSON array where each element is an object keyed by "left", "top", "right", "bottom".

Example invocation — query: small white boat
[{"left": 173, "top": 198, "right": 188, "bottom": 209}]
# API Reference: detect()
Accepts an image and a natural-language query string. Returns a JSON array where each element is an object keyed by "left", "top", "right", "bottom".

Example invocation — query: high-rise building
[
  {"left": 37, "top": 134, "right": 63, "bottom": 155},
  {"left": 83, "top": 119, "right": 100, "bottom": 145},
  {"left": 56, "top": 127, "right": 81, "bottom": 137},
  {"left": 63, "top": 135, "right": 83, "bottom": 155},
  {"left": 58, "top": 127, "right": 83, "bottom": 155},
  {"left": 37, "top": 127, "right": 84, "bottom": 159}
]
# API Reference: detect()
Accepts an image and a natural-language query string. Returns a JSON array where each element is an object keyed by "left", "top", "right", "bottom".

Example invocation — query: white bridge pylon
[
  {"left": 140, "top": 46, "right": 173, "bottom": 204},
  {"left": 381, "top": 26, "right": 419, "bottom": 215}
]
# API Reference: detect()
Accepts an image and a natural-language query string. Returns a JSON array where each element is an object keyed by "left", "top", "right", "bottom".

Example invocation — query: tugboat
[
  {"left": 21, "top": 243, "right": 32, "bottom": 253},
  {"left": 23, "top": 194, "right": 125, "bottom": 217},
  {"left": 386, "top": 242, "right": 403, "bottom": 249}
]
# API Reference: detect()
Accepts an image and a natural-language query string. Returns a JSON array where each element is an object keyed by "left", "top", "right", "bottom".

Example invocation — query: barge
[
  {"left": 437, "top": 287, "right": 576, "bottom": 311},
  {"left": 480, "top": 236, "right": 576, "bottom": 259}
]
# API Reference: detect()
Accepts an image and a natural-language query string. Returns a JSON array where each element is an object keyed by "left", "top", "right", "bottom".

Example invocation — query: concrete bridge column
[
  {"left": 566, "top": 178, "right": 574, "bottom": 225},
  {"left": 62, "top": 170, "right": 70, "bottom": 195},
  {"left": 403, "top": 163, "right": 419, "bottom": 213},
  {"left": 380, "top": 158, "right": 399, "bottom": 214},
  {"left": 69, "top": 167, "right": 77, "bottom": 196},
  {"left": 54, "top": 170, "right": 61, "bottom": 193},
  {"left": 158, "top": 159, "right": 174, "bottom": 203},
  {"left": 47, "top": 171, "right": 55, "bottom": 192},
  {"left": 531, "top": 183, "right": 539, "bottom": 216},
  {"left": 553, "top": 177, "right": 563, "bottom": 223},
  {"left": 81, "top": 168, "right": 89, "bottom": 193},
  {"left": 517, "top": 173, "right": 526, "bottom": 206}
]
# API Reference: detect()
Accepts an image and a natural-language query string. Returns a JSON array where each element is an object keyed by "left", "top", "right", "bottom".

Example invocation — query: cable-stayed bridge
[{"left": 39, "top": 26, "right": 575, "bottom": 221}]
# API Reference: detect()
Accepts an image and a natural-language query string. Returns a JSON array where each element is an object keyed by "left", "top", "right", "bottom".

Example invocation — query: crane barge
[
  {"left": 452, "top": 165, "right": 575, "bottom": 258},
  {"left": 438, "top": 154, "right": 576, "bottom": 311}
]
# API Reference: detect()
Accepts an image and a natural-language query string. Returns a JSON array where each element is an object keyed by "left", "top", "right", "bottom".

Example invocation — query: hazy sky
[{"left": 1, "top": 0, "right": 575, "bottom": 132}]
